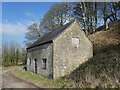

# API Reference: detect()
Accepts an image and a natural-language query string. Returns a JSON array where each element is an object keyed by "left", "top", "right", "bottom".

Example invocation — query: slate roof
[{"left": 27, "top": 19, "right": 75, "bottom": 49}]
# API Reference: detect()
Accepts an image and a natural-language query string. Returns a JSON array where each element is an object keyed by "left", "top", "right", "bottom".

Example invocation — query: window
[
  {"left": 72, "top": 37, "right": 80, "bottom": 48},
  {"left": 42, "top": 59, "right": 47, "bottom": 69},
  {"left": 34, "top": 59, "right": 37, "bottom": 73},
  {"left": 34, "top": 59, "right": 37, "bottom": 66},
  {"left": 29, "top": 58, "right": 31, "bottom": 65}
]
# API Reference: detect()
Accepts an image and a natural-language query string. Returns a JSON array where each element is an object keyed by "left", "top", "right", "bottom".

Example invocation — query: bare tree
[
  {"left": 25, "top": 23, "right": 43, "bottom": 46},
  {"left": 2, "top": 41, "right": 22, "bottom": 66},
  {"left": 74, "top": 2, "right": 98, "bottom": 34},
  {"left": 40, "top": 3, "right": 72, "bottom": 31}
]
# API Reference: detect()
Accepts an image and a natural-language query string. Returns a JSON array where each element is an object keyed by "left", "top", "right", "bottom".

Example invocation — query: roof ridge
[{"left": 27, "top": 19, "right": 75, "bottom": 49}]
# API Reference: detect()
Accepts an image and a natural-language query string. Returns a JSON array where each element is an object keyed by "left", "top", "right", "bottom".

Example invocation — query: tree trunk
[
  {"left": 81, "top": 2, "right": 88, "bottom": 35},
  {"left": 104, "top": 2, "right": 108, "bottom": 30},
  {"left": 92, "top": 2, "right": 96, "bottom": 33},
  {"left": 95, "top": 2, "right": 97, "bottom": 31}
]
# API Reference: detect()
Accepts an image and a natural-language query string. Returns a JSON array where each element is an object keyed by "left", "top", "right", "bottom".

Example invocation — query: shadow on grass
[{"left": 62, "top": 44, "right": 120, "bottom": 88}]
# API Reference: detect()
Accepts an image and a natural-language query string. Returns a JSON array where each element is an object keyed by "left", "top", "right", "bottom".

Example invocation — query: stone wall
[
  {"left": 27, "top": 43, "right": 53, "bottom": 79},
  {"left": 53, "top": 20, "right": 93, "bottom": 79},
  {"left": 26, "top": 20, "right": 93, "bottom": 79}
]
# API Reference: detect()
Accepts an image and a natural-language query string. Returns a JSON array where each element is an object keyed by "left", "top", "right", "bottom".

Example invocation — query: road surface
[{"left": 2, "top": 69, "right": 41, "bottom": 89}]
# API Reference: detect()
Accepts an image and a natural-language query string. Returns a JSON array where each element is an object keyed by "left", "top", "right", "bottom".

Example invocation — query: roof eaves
[{"left": 27, "top": 40, "right": 53, "bottom": 49}]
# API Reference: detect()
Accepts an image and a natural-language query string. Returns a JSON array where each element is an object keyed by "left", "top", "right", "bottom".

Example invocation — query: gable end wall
[{"left": 53, "top": 21, "right": 93, "bottom": 79}]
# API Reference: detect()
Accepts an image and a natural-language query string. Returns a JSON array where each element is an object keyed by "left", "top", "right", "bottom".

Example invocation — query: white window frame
[{"left": 72, "top": 37, "right": 80, "bottom": 48}]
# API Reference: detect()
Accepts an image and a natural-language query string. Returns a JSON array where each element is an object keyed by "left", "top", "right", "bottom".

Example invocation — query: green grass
[
  {"left": 11, "top": 66, "right": 65, "bottom": 88},
  {"left": 10, "top": 20, "right": 120, "bottom": 88}
]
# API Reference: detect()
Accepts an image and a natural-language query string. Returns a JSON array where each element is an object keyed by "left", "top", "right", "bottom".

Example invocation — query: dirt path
[{"left": 2, "top": 69, "right": 41, "bottom": 89}]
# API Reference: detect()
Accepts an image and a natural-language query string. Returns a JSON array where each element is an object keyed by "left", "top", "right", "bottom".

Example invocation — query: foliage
[
  {"left": 24, "top": 23, "right": 44, "bottom": 46},
  {"left": 73, "top": 2, "right": 120, "bottom": 34},
  {"left": 20, "top": 48, "right": 26, "bottom": 65},
  {"left": 25, "top": 2, "right": 120, "bottom": 47},
  {"left": 2, "top": 41, "right": 26, "bottom": 67},
  {"left": 24, "top": 3, "right": 73, "bottom": 47},
  {"left": 40, "top": 3, "right": 72, "bottom": 31}
]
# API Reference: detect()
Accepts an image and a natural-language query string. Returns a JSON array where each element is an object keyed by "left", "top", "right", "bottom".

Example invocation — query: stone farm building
[{"left": 26, "top": 19, "right": 93, "bottom": 79}]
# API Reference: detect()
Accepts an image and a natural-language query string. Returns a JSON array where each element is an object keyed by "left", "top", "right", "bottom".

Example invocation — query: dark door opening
[
  {"left": 42, "top": 59, "right": 47, "bottom": 69},
  {"left": 34, "top": 59, "right": 37, "bottom": 74}
]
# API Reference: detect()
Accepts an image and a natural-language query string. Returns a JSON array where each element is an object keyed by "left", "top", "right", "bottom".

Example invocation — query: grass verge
[{"left": 10, "top": 66, "right": 65, "bottom": 88}]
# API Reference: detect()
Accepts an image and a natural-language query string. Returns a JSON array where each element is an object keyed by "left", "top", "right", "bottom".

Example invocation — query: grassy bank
[
  {"left": 61, "top": 20, "right": 120, "bottom": 88},
  {"left": 10, "top": 66, "right": 65, "bottom": 88},
  {"left": 63, "top": 44, "right": 120, "bottom": 88},
  {"left": 10, "top": 20, "right": 120, "bottom": 88}
]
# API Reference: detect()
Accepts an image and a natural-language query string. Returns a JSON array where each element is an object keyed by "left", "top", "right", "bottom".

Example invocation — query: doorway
[{"left": 34, "top": 59, "right": 37, "bottom": 74}]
